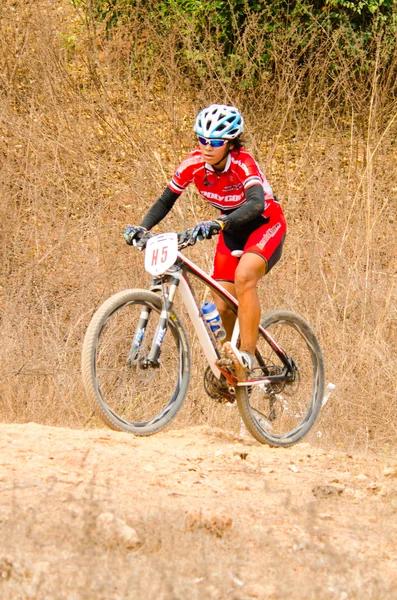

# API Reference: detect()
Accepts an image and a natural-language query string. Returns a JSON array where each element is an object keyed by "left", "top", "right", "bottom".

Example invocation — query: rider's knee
[{"left": 235, "top": 269, "right": 256, "bottom": 293}]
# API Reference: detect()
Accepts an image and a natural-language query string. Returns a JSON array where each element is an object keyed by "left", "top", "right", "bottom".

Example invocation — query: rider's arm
[
  {"left": 140, "top": 187, "right": 181, "bottom": 230},
  {"left": 219, "top": 184, "right": 265, "bottom": 231}
]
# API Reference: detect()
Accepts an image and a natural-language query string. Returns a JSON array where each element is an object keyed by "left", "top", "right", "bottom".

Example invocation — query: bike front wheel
[
  {"left": 236, "top": 310, "right": 325, "bottom": 447},
  {"left": 81, "top": 289, "right": 191, "bottom": 435}
]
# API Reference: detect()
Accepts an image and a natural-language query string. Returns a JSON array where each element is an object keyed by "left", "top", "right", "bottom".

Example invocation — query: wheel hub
[{"left": 127, "top": 347, "right": 157, "bottom": 382}]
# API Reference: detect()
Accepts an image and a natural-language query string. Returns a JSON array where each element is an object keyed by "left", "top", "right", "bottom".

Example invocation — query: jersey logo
[
  {"left": 257, "top": 223, "right": 281, "bottom": 250},
  {"left": 201, "top": 191, "right": 245, "bottom": 203}
]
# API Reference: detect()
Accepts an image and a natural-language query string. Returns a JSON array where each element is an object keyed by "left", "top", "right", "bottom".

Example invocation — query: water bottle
[{"left": 202, "top": 301, "right": 226, "bottom": 340}]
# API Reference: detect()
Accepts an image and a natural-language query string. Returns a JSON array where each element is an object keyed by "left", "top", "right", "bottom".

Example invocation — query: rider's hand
[
  {"left": 190, "top": 220, "right": 225, "bottom": 242},
  {"left": 123, "top": 225, "right": 147, "bottom": 245}
]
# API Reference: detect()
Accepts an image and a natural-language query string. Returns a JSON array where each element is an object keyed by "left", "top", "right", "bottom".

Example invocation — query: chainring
[{"left": 203, "top": 366, "right": 236, "bottom": 404}]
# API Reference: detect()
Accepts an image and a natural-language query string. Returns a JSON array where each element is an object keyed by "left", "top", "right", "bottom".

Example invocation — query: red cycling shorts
[{"left": 211, "top": 203, "right": 286, "bottom": 282}]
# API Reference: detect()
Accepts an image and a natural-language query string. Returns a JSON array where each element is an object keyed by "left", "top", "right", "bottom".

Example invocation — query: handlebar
[{"left": 133, "top": 228, "right": 213, "bottom": 251}]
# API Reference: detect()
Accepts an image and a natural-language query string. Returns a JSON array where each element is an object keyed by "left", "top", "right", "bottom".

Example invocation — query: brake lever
[
  {"left": 178, "top": 228, "right": 196, "bottom": 249},
  {"left": 133, "top": 231, "right": 152, "bottom": 251}
]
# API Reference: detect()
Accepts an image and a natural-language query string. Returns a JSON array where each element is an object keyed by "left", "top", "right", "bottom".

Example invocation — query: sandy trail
[{"left": 0, "top": 423, "right": 396, "bottom": 599}]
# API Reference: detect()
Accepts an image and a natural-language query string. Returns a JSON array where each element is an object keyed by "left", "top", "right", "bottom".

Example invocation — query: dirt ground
[{"left": 0, "top": 422, "right": 396, "bottom": 600}]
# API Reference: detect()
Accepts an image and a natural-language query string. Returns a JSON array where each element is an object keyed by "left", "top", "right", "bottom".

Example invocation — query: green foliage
[
  {"left": 83, "top": 0, "right": 397, "bottom": 28},
  {"left": 326, "top": 0, "right": 395, "bottom": 17},
  {"left": 74, "top": 0, "right": 397, "bottom": 40},
  {"left": 69, "top": 0, "right": 397, "bottom": 102},
  {"left": 78, "top": 0, "right": 397, "bottom": 42}
]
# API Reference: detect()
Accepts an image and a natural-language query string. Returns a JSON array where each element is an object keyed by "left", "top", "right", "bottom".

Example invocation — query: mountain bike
[{"left": 81, "top": 229, "right": 325, "bottom": 447}]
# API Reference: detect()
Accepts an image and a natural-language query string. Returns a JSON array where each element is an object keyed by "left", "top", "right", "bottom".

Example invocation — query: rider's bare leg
[
  {"left": 212, "top": 253, "right": 267, "bottom": 353},
  {"left": 234, "top": 253, "right": 267, "bottom": 356},
  {"left": 212, "top": 281, "right": 236, "bottom": 342}
]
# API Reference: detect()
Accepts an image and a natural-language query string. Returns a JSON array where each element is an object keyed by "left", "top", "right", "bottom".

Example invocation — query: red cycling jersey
[
  {"left": 162, "top": 146, "right": 286, "bottom": 280},
  {"left": 169, "top": 148, "right": 275, "bottom": 217}
]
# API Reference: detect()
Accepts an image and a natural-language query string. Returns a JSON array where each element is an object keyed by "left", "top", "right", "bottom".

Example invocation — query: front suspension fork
[
  {"left": 127, "top": 305, "right": 151, "bottom": 364},
  {"left": 127, "top": 276, "right": 181, "bottom": 367}
]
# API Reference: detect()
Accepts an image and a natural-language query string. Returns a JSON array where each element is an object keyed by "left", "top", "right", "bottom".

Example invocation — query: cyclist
[{"left": 124, "top": 104, "right": 287, "bottom": 381}]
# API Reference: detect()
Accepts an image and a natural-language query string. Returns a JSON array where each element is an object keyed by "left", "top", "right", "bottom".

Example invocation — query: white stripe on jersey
[
  {"left": 244, "top": 175, "right": 263, "bottom": 189},
  {"left": 170, "top": 179, "right": 186, "bottom": 193}
]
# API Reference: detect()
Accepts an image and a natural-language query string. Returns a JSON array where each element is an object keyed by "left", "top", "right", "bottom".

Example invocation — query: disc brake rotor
[
  {"left": 128, "top": 347, "right": 157, "bottom": 382},
  {"left": 283, "top": 361, "right": 300, "bottom": 396}
]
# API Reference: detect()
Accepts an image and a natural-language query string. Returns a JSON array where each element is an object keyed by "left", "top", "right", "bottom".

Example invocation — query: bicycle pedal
[
  {"left": 215, "top": 357, "right": 234, "bottom": 368},
  {"left": 215, "top": 357, "right": 235, "bottom": 377},
  {"left": 215, "top": 358, "right": 237, "bottom": 386}
]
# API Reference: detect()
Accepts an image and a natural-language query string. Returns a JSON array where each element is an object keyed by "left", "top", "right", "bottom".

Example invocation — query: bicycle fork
[{"left": 127, "top": 274, "right": 181, "bottom": 369}]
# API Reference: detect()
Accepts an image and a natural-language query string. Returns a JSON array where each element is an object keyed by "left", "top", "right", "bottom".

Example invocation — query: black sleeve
[
  {"left": 220, "top": 184, "right": 265, "bottom": 231},
  {"left": 140, "top": 187, "right": 181, "bottom": 230}
]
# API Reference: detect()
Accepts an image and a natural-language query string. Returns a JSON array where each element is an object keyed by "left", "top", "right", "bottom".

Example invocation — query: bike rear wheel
[
  {"left": 81, "top": 289, "right": 191, "bottom": 435},
  {"left": 236, "top": 310, "right": 324, "bottom": 447}
]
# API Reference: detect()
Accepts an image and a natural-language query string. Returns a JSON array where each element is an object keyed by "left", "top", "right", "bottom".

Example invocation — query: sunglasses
[{"left": 197, "top": 136, "right": 227, "bottom": 148}]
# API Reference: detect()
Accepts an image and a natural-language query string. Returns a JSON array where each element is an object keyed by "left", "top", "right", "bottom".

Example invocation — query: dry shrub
[{"left": 0, "top": 0, "right": 396, "bottom": 450}]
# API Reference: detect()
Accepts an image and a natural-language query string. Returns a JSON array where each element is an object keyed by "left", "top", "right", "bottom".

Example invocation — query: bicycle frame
[{"left": 134, "top": 244, "right": 294, "bottom": 390}]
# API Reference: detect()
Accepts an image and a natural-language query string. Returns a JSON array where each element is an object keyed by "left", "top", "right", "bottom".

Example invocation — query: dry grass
[{"left": 0, "top": 0, "right": 396, "bottom": 450}]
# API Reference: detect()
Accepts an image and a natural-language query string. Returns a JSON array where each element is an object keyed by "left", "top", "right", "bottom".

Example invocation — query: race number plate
[{"left": 144, "top": 233, "right": 178, "bottom": 276}]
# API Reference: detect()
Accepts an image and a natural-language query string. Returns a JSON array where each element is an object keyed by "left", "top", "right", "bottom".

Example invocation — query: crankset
[{"left": 203, "top": 366, "right": 236, "bottom": 404}]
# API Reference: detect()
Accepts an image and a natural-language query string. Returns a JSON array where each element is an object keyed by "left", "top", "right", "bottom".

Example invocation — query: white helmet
[{"left": 194, "top": 104, "right": 244, "bottom": 140}]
